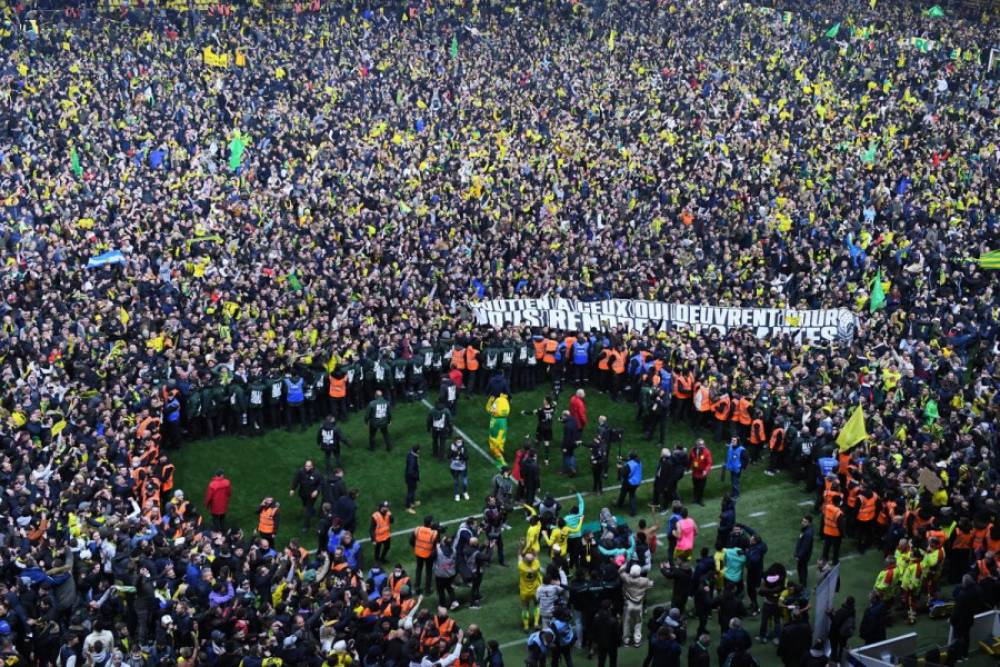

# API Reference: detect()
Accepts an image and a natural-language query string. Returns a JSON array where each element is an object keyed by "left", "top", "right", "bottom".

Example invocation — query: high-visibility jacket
[
  {"left": 673, "top": 373, "right": 693, "bottom": 400},
  {"left": 465, "top": 346, "right": 480, "bottom": 371},
  {"left": 877, "top": 500, "right": 897, "bottom": 527},
  {"left": 597, "top": 350, "right": 611, "bottom": 371},
  {"left": 732, "top": 398, "right": 752, "bottom": 425},
  {"left": 611, "top": 350, "right": 626, "bottom": 374},
  {"left": 258, "top": 506, "right": 278, "bottom": 534},
  {"left": 563, "top": 336, "right": 577, "bottom": 359},
  {"left": 823, "top": 505, "right": 843, "bottom": 538},
  {"left": 712, "top": 395, "right": 731, "bottom": 421},
  {"left": 693, "top": 385, "right": 712, "bottom": 412},
  {"left": 389, "top": 575, "right": 410, "bottom": 600},
  {"left": 973, "top": 525, "right": 991, "bottom": 552},
  {"left": 413, "top": 526, "right": 438, "bottom": 559},
  {"left": 328, "top": 376, "right": 347, "bottom": 398},
  {"left": 952, "top": 528, "right": 974, "bottom": 550},
  {"left": 768, "top": 428, "right": 785, "bottom": 452},
  {"left": 846, "top": 484, "right": 861, "bottom": 511},
  {"left": 533, "top": 340, "right": 546, "bottom": 360},
  {"left": 451, "top": 348, "right": 466, "bottom": 370},
  {"left": 857, "top": 493, "right": 879, "bottom": 522},
  {"left": 837, "top": 452, "right": 851, "bottom": 476},
  {"left": 372, "top": 511, "right": 392, "bottom": 543},
  {"left": 749, "top": 419, "right": 766, "bottom": 446},
  {"left": 160, "top": 464, "right": 176, "bottom": 493},
  {"left": 543, "top": 339, "right": 558, "bottom": 364},
  {"left": 822, "top": 488, "right": 842, "bottom": 510}
]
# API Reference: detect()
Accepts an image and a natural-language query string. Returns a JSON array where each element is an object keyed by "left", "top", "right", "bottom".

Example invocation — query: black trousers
[
  {"left": 415, "top": 556, "right": 434, "bottom": 594},
  {"left": 596, "top": 647, "right": 617, "bottom": 667},
  {"left": 373, "top": 538, "right": 391, "bottom": 563},
  {"left": 692, "top": 476, "right": 707, "bottom": 504},
  {"left": 369, "top": 423, "right": 391, "bottom": 450}
]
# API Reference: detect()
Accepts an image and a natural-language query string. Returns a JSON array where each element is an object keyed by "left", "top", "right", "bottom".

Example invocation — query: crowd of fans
[{"left": 0, "top": 0, "right": 998, "bottom": 664}]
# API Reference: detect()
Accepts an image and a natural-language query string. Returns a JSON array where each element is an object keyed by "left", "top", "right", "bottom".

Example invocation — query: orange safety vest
[
  {"left": 973, "top": 525, "right": 991, "bottom": 552},
  {"left": 877, "top": 500, "right": 896, "bottom": 527},
  {"left": 465, "top": 346, "right": 480, "bottom": 371},
  {"left": 822, "top": 489, "right": 842, "bottom": 511},
  {"left": 857, "top": 494, "right": 878, "bottom": 522},
  {"left": 712, "top": 395, "right": 731, "bottom": 421},
  {"left": 693, "top": 385, "right": 712, "bottom": 412},
  {"left": 611, "top": 351, "right": 626, "bottom": 374},
  {"left": 533, "top": 340, "right": 546, "bottom": 360},
  {"left": 952, "top": 529, "right": 974, "bottom": 550},
  {"left": 413, "top": 526, "right": 438, "bottom": 559},
  {"left": 563, "top": 336, "right": 577, "bottom": 358},
  {"left": 390, "top": 575, "right": 410, "bottom": 599},
  {"left": 823, "top": 505, "right": 843, "bottom": 538},
  {"left": 372, "top": 511, "right": 392, "bottom": 543},
  {"left": 543, "top": 339, "right": 558, "bottom": 364},
  {"left": 673, "top": 373, "right": 693, "bottom": 400},
  {"left": 137, "top": 416, "right": 160, "bottom": 439},
  {"left": 597, "top": 349, "right": 611, "bottom": 371},
  {"left": 768, "top": 428, "right": 785, "bottom": 452},
  {"left": 732, "top": 398, "right": 752, "bottom": 425},
  {"left": 451, "top": 348, "right": 466, "bottom": 370},
  {"left": 846, "top": 484, "right": 861, "bottom": 510},
  {"left": 160, "top": 464, "right": 176, "bottom": 493},
  {"left": 749, "top": 419, "right": 767, "bottom": 445},
  {"left": 837, "top": 452, "right": 851, "bottom": 476},
  {"left": 258, "top": 507, "right": 278, "bottom": 534},
  {"left": 328, "top": 376, "right": 347, "bottom": 398}
]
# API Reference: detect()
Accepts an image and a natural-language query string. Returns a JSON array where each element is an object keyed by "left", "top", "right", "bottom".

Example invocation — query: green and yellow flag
[
  {"left": 974, "top": 250, "right": 1000, "bottom": 270},
  {"left": 869, "top": 269, "right": 886, "bottom": 312}
]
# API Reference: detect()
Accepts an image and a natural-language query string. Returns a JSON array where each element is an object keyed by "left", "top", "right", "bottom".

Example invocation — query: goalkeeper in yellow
[
  {"left": 517, "top": 547, "right": 542, "bottom": 631},
  {"left": 486, "top": 393, "right": 510, "bottom": 464}
]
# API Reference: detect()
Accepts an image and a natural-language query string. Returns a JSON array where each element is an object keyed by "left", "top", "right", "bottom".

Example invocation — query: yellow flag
[
  {"left": 836, "top": 405, "right": 868, "bottom": 451},
  {"left": 118, "top": 306, "right": 130, "bottom": 326},
  {"left": 608, "top": 30, "right": 616, "bottom": 51}
]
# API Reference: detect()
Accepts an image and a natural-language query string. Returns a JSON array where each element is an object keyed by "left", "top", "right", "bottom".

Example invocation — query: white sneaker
[
  {"left": 455, "top": 495, "right": 461, "bottom": 502},
  {"left": 463, "top": 492, "right": 470, "bottom": 500}
]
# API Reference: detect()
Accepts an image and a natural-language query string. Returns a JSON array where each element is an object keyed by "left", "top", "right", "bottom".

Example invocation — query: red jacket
[
  {"left": 205, "top": 476, "right": 232, "bottom": 515},
  {"left": 449, "top": 368, "right": 463, "bottom": 390},
  {"left": 689, "top": 446, "right": 714, "bottom": 480},
  {"left": 569, "top": 395, "right": 588, "bottom": 430}
]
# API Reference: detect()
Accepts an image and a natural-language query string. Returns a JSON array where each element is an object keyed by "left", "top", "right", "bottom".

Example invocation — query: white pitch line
[
  {"left": 798, "top": 500, "right": 814, "bottom": 506},
  {"left": 421, "top": 399, "right": 496, "bottom": 466},
  {"left": 748, "top": 511, "right": 768, "bottom": 518},
  {"left": 702, "top": 522, "right": 718, "bottom": 528}
]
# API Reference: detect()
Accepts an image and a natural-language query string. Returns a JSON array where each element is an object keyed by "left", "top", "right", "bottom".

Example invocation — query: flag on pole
[
  {"left": 783, "top": 11, "right": 793, "bottom": 24},
  {"left": 910, "top": 37, "right": 930, "bottom": 52},
  {"left": 824, "top": 22, "right": 841, "bottom": 38},
  {"left": 836, "top": 405, "right": 868, "bottom": 452},
  {"left": 70, "top": 147, "right": 83, "bottom": 178},
  {"left": 287, "top": 272, "right": 303, "bottom": 292},
  {"left": 924, "top": 5, "right": 945, "bottom": 18},
  {"left": 608, "top": 29, "right": 617, "bottom": 51},
  {"left": 869, "top": 269, "right": 886, "bottom": 312},
  {"left": 449, "top": 35, "right": 458, "bottom": 59}
]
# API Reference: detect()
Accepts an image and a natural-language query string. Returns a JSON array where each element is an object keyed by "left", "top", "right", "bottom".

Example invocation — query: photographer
[
  {"left": 643, "top": 386, "right": 671, "bottom": 445},
  {"left": 590, "top": 437, "right": 609, "bottom": 495},
  {"left": 616, "top": 451, "right": 643, "bottom": 518}
]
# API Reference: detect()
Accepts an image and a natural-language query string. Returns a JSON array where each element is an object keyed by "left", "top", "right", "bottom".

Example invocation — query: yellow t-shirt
[{"left": 518, "top": 558, "right": 541, "bottom": 597}]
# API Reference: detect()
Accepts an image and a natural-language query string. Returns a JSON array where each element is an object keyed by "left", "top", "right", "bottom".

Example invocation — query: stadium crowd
[{"left": 0, "top": 0, "right": 998, "bottom": 664}]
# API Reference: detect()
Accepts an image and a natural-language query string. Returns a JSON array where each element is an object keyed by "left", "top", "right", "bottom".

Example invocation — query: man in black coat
[
  {"left": 404, "top": 445, "right": 421, "bottom": 514},
  {"left": 591, "top": 598, "right": 622, "bottom": 667},
  {"left": 717, "top": 618, "right": 752, "bottom": 665},
  {"left": 794, "top": 515, "right": 814, "bottom": 586},
  {"left": 859, "top": 591, "right": 890, "bottom": 645},
  {"left": 687, "top": 634, "right": 711, "bottom": 667},
  {"left": 776, "top": 611, "right": 812, "bottom": 667},
  {"left": 289, "top": 459, "right": 322, "bottom": 531},
  {"left": 950, "top": 574, "right": 987, "bottom": 660}
]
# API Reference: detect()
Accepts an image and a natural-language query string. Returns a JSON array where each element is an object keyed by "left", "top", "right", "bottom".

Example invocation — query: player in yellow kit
[
  {"left": 522, "top": 504, "right": 542, "bottom": 555},
  {"left": 518, "top": 549, "right": 542, "bottom": 631}
]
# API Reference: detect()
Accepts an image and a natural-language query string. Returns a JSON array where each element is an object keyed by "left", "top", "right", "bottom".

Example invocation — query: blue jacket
[
  {"left": 572, "top": 341, "right": 590, "bottom": 365},
  {"left": 725, "top": 444, "right": 746, "bottom": 473},
  {"left": 627, "top": 459, "right": 643, "bottom": 486},
  {"left": 550, "top": 618, "right": 575, "bottom": 647},
  {"left": 284, "top": 377, "right": 304, "bottom": 405}
]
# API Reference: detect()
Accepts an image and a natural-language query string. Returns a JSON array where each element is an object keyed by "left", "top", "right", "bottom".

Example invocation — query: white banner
[
  {"left": 471, "top": 298, "right": 859, "bottom": 346},
  {"left": 813, "top": 563, "right": 841, "bottom": 647}
]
